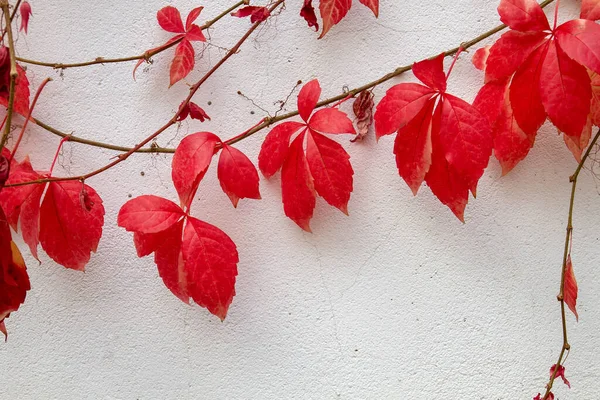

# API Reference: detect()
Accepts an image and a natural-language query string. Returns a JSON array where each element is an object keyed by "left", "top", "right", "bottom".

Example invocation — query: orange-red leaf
[
  {"left": 186, "top": 7, "right": 204, "bottom": 30},
  {"left": 359, "top": 0, "right": 379, "bottom": 17},
  {"left": 169, "top": 39, "right": 195, "bottom": 87},
  {"left": 564, "top": 255, "right": 579, "bottom": 321},
  {"left": 318, "top": 0, "right": 352, "bottom": 39},
  {"left": 157, "top": 6, "right": 185, "bottom": 33}
]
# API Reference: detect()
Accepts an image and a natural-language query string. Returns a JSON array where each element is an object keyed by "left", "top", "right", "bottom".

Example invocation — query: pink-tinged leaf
[
  {"left": 182, "top": 217, "right": 239, "bottom": 320},
  {"left": 425, "top": 105, "right": 470, "bottom": 222},
  {"left": 39, "top": 181, "right": 104, "bottom": 271},
  {"left": 359, "top": 0, "right": 378, "bottom": 17},
  {"left": 185, "top": 25, "right": 206, "bottom": 42},
  {"left": 298, "top": 79, "right": 321, "bottom": 122},
  {"left": 550, "top": 364, "right": 571, "bottom": 388},
  {"left": 186, "top": 7, "right": 204, "bottom": 30},
  {"left": 394, "top": 98, "right": 436, "bottom": 195},
  {"left": 540, "top": 41, "right": 591, "bottom": 138},
  {"left": 564, "top": 255, "right": 579, "bottom": 321},
  {"left": 19, "top": 1, "right": 32, "bottom": 34},
  {"left": 485, "top": 30, "right": 548, "bottom": 82},
  {"left": 509, "top": 42, "right": 549, "bottom": 136},
  {"left": 581, "top": 0, "right": 600, "bottom": 20},
  {"left": 258, "top": 122, "right": 305, "bottom": 178},
  {"left": 309, "top": 108, "right": 355, "bottom": 135},
  {"left": 556, "top": 19, "right": 600, "bottom": 74},
  {"left": 117, "top": 195, "right": 184, "bottom": 234},
  {"left": 231, "top": 6, "right": 271, "bottom": 23},
  {"left": 157, "top": 6, "right": 185, "bottom": 33},
  {"left": 136, "top": 220, "right": 188, "bottom": 303},
  {"left": 412, "top": 53, "right": 447, "bottom": 92},
  {"left": 440, "top": 94, "right": 493, "bottom": 193},
  {"left": 217, "top": 144, "right": 261, "bottom": 207},
  {"left": 306, "top": 130, "right": 353, "bottom": 214},
  {"left": 169, "top": 39, "right": 195, "bottom": 87},
  {"left": 318, "top": 0, "right": 352, "bottom": 39},
  {"left": 472, "top": 46, "right": 491, "bottom": 71},
  {"left": 281, "top": 131, "right": 315, "bottom": 231},
  {"left": 497, "top": 0, "right": 550, "bottom": 32},
  {"left": 0, "top": 157, "right": 44, "bottom": 259},
  {"left": 172, "top": 131, "right": 220, "bottom": 208},
  {"left": 564, "top": 117, "right": 592, "bottom": 162},
  {"left": 493, "top": 90, "right": 535, "bottom": 175},
  {"left": 374, "top": 83, "right": 435, "bottom": 138},
  {"left": 300, "top": 0, "right": 319, "bottom": 31},
  {"left": 132, "top": 35, "right": 184, "bottom": 81}
]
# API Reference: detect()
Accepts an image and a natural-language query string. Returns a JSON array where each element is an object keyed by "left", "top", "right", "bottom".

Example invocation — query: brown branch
[
  {"left": 5, "top": 0, "right": 286, "bottom": 187},
  {"left": 14, "top": 1, "right": 245, "bottom": 69},
  {"left": 541, "top": 128, "right": 600, "bottom": 400},
  {"left": 31, "top": 0, "right": 556, "bottom": 154},
  {"left": 0, "top": 0, "right": 19, "bottom": 151}
]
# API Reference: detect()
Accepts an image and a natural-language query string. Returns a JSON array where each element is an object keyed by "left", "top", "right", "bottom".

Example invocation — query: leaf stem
[
  {"left": 48, "top": 135, "right": 69, "bottom": 176},
  {"left": 0, "top": 0, "right": 19, "bottom": 152},
  {"left": 541, "top": 128, "right": 600, "bottom": 400},
  {"left": 15, "top": 1, "right": 245, "bottom": 69}
]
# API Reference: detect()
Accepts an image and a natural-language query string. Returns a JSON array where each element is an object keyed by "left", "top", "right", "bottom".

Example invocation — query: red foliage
[
  {"left": 231, "top": 6, "right": 271, "bottom": 23},
  {"left": 19, "top": 1, "right": 32, "bottom": 34}
]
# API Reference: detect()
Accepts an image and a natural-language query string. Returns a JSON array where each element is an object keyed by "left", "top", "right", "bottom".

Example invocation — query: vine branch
[
  {"left": 0, "top": 0, "right": 19, "bottom": 151},
  {"left": 541, "top": 128, "right": 600, "bottom": 399}
]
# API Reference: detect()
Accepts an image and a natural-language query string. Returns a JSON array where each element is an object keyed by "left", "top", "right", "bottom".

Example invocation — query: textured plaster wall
[{"left": 1, "top": 0, "right": 599, "bottom": 399}]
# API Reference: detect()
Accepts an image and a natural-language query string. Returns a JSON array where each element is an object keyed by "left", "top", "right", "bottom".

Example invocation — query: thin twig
[
  {"left": 541, "top": 128, "right": 600, "bottom": 399},
  {"left": 30, "top": 0, "right": 556, "bottom": 154},
  {"left": 0, "top": 0, "right": 19, "bottom": 151},
  {"left": 15, "top": 1, "right": 245, "bottom": 69}
]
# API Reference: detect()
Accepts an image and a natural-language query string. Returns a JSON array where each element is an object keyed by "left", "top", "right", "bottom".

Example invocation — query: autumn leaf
[
  {"left": 352, "top": 90, "right": 374, "bottom": 142},
  {"left": 300, "top": 0, "right": 319, "bottom": 31},
  {"left": 170, "top": 39, "right": 195, "bottom": 87},
  {"left": 258, "top": 79, "right": 355, "bottom": 231},
  {"left": 217, "top": 144, "right": 261, "bottom": 207},
  {"left": 231, "top": 6, "right": 271, "bottom": 23},
  {"left": 177, "top": 101, "right": 211, "bottom": 122},
  {"left": 317, "top": 0, "right": 379, "bottom": 38},
  {"left": 581, "top": 0, "right": 600, "bottom": 20},
  {"left": 19, "top": 1, "right": 32, "bottom": 34},
  {"left": 375, "top": 53, "right": 492, "bottom": 219},
  {"left": 564, "top": 255, "right": 579, "bottom": 321},
  {"left": 550, "top": 364, "right": 571, "bottom": 388}
]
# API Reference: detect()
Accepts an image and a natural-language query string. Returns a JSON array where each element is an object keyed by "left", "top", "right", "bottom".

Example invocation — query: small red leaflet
[
  {"left": 375, "top": 53, "right": 492, "bottom": 221},
  {"left": 258, "top": 79, "right": 355, "bottom": 231},
  {"left": 304, "top": 0, "right": 378, "bottom": 38},
  {"left": 231, "top": 6, "right": 271, "bottom": 23},
  {"left": 564, "top": 255, "right": 579, "bottom": 321},
  {"left": 19, "top": 1, "right": 32, "bottom": 34}
]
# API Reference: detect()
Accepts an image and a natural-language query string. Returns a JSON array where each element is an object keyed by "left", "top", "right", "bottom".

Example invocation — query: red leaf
[
  {"left": 0, "top": 64, "right": 31, "bottom": 117},
  {"left": 352, "top": 90, "right": 375, "bottom": 142},
  {"left": 298, "top": 79, "right": 321, "bottom": 122},
  {"left": 564, "top": 255, "right": 579, "bottom": 321},
  {"left": 539, "top": 41, "right": 591, "bottom": 138},
  {"left": 19, "top": 1, "right": 32, "bottom": 34},
  {"left": 534, "top": 393, "right": 554, "bottom": 400},
  {"left": 186, "top": 7, "right": 204, "bottom": 30},
  {"left": 306, "top": 130, "right": 353, "bottom": 214},
  {"left": 183, "top": 217, "right": 239, "bottom": 320},
  {"left": 318, "top": 0, "right": 352, "bottom": 39},
  {"left": 309, "top": 108, "right": 356, "bottom": 135},
  {"left": 172, "top": 131, "right": 220, "bottom": 208},
  {"left": 359, "top": 0, "right": 379, "bottom": 17},
  {"left": 0, "top": 208, "right": 30, "bottom": 341},
  {"left": 157, "top": 6, "right": 185, "bottom": 33},
  {"left": 555, "top": 19, "right": 600, "bottom": 75},
  {"left": 393, "top": 98, "right": 436, "bottom": 195},
  {"left": 581, "top": 0, "right": 600, "bottom": 20},
  {"left": 189, "top": 102, "right": 210, "bottom": 121},
  {"left": 472, "top": 46, "right": 491, "bottom": 71},
  {"left": 497, "top": 0, "right": 550, "bottom": 32},
  {"left": 412, "top": 53, "right": 447, "bottom": 92},
  {"left": 374, "top": 83, "right": 435, "bottom": 139},
  {"left": 550, "top": 364, "right": 571, "bottom": 388},
  {"left": 118, "top": 195, "right": 184, "bottom": 234},
  {"left": 300, "top": 0, "right": 319, "bottom": 31},
  {"left": 185, "top": 25, "right": 206, "bottom": 42},
  {"left": 39, "top": 181, "right": 104, "bottom": 271},
  {"left": 564, "top": 117, "right": 592, "bottom": 162},
  {"left": 509, "top": 41, "right": 549, "bottom": 136},
  {"left": 425, "top": 105, "right": 470, "bottom": 221},
  {"left": 590, "top": 71, "right": 600, "bottom": 126},
  {"left": 231, "top": 6, "right": 271, "bottom": 23},
  {"left": 484, "top": 30, "right": 548, "bottom": 82},
  {"left": 281, "top": 131, "right": 315, "bottom": 231},
  {"left": 473, "top": 79, "right": 510, "bottom": 126},
  {"left": 169, "top": 39, "right": 195, "bottom": 86},
  {"left": 439, "top": 94, "right": 493, "bottom": 193},
  {"left": 217, "top": 144, "right": 261, "bottom": 207},
  {"left": 258, "top": 121, "right": 305, "bottom": 178}
]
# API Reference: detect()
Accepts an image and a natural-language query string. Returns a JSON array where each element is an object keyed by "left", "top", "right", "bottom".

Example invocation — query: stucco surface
[{"left": 1, "top": 0, "right": 599, "bottom": 399}]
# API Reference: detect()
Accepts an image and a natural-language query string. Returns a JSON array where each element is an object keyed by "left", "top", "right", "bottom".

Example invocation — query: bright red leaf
[
  {"left": 117, "top": 195, "right": 185, "bottom": 234},
  {"left": 300, "top": 0, "right": 319, "bottom": 31},
  {"left": 157, "top": 6, "right": 185, "bottom": 33},
  {"left": 374, "top": 53, "right": 492, "bottom": 219},
  {"left": 318, "top": 0, "right": 352, "bottom": 39},
  {"left": 178, "top": 101, "right": 211, "bottom": 122},
  {"left": 497, "top": 0, "right": 550, "bottom": 32},
  {"left": 186, "top": 7, "right": 204, "bottom": 30},
  {"left": 231, "top": 6, "right": 271, "bottom": 23},
  {"left": 19, "top": 1, "right": 32, "bottom": 34},
  {"left": 172, "top": 131, "right": 220, "bottom": 208},
  {"left": 564, "top": 255, "right": 579, "bottom": 321},
  {"left": 359, "top": 0, "right": 379, "bottom": 17},
  {"left": 217, "top": 144, "right": 261, "bottom": 207},
  {"left": 169, "top": 39, "right": 195, "bottom": 87},
  {"left": 259, "top": 79, "right": 355, "bottom": 230},
  {"left": 0, "top": 64, "right": 30, "bottom": 117},
  {"left": 550, "top": 364, "right": 571, "bottom": 388},
  {"left": 581, "top": 0, "right": 600, "bottom": 20}
]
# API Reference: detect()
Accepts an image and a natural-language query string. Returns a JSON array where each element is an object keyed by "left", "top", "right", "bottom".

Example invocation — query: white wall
[{"left": 1, "top": 0, "right": 598, "bottom": 399}]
